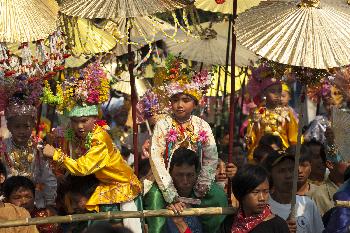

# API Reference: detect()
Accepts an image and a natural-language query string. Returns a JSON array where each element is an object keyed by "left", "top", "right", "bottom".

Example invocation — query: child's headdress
[
  {"left": 307, "top": 76, "right": 337, "bottom": 103},
  {"left": 247, "top": 63, "right": 281, "bottom": 100},
  {"left": 154, "top": 55, "right": 212, "bottom": 102},
  {"left": 42, "top": 62, "right": 110, "bottom": 117}
]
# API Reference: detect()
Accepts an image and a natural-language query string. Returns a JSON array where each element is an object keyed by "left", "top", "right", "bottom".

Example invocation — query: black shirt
[{"left": 217, "top": 215, "right": 290, "bottom": 233}]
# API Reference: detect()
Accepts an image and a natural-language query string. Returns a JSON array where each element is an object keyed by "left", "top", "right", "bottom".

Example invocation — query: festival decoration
[
  {"left": 0, "top": 0, "right": 59, "bottom": 43},
  {"left": 236, "top": 0, "right": 350, "bottom": 69},
  {"left": 155, "top": 55, "right": 212, "bottom": 102},
  {"left": 42, "top": 62, "right": 110, "bottom": 114},
  {"left": 195, "top": 0, "right": 262, "bottom": 14},
  {"left": 165, "top": 21, "right": 258, "bottom": 66},
  {"left": 60, "top": 0, "right": 189, "bottom": 18}
]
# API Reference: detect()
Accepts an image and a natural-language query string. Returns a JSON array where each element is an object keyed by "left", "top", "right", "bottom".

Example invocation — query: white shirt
[{"left": 268, "top": 195, "right": 324, "bottom": 233}]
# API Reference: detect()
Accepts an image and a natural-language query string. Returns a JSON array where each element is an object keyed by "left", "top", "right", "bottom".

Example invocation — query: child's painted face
[
  {"left": 70, "top": 116, "right": 97, "bottom": 139},
  {"left": 7, "top": 116, "right": 35, "bottom": 146},
  {"left": 281, "top": 90, "right": 291, "bottom": 107},
  {"left": 170, "top": 93, "right": 196, "bottom": 122},
  {"left": 70, "top": 193, "right": 89, "bottom": 214},
  {"left": 7, "top": 186, "right": 35, "bottom": 212},
  {"left": 264, "top": 84, "right": 282, "bottom": 107}
]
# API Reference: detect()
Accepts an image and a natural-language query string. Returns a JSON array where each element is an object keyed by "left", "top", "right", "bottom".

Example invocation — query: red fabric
[
  {"left": 231, "top": 205, "right": 272, "bottom": 233},
  {"left": 184, "top": 227, "right": 192, "bottom": 233}
]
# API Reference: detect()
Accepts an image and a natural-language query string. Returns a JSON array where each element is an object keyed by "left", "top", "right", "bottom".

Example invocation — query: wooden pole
[
  {"left": 227, "top": 0, "right": 238, "bottom": 202},
  {"left": 127, "top": 19, "right": 139, "bottom": 177},
  {"left": 0, "top": 207, "right": 236, "bottom": 228},
  {"left": 289, "top": 86, "right": 305, "bottom": 220}
]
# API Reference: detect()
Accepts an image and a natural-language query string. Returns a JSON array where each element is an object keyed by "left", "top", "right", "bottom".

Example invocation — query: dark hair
[
  {"left": 259, "top": 134, "right": 283, "bottom": 149},
  {"left": 66, "top": 175, "right": 99, "bottom": 198},
  {"left": 0, "top": 161, "right": 6, "bottom": 178},
  {"left": 253, "top": 145, "right": 275, "bottom": 163},
  {"left": 170, "top": 147, "right": 200, "bottom": 173},
  {"left": 286, "top": 145, "right": 311, "bottom": 163},
  {"left": 231, "top": 164, "right": 269, "bottom": 203},
  {"left": 3, "top": 176, "right": 35, "bottom": 199},
  {"left": 85, "top": 223, "right": 133, "bottom": 233},
  {"left": 303, "top": 140, "right": 326, "bottom": 163}
]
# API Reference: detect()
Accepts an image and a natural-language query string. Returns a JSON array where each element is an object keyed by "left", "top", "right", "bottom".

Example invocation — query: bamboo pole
[
  {"left": 127, "top": 19, "right": 139, "bottom": 177},
  {"left": 0, "top": 207, "right": 236, "bottom": 228},
  {"left": 336, "top": 201, "right": 350, "bottom": 208},
  {"left": 288, "top": 86, "right": 305, "bottom": 220}
]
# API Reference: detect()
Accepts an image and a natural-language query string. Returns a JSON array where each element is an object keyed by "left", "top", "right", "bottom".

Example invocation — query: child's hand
[
  {"left": 168, "top": 201, "right": 186, "bottom": 214},
  {"left": 43, "top": 144, "right": 56, "bottom": 158},
  {"left": 226, "top": 163, "right": 237, "bottom": 179}
]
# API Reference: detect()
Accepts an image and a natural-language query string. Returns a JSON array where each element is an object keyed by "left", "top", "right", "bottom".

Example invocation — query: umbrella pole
[
  {"left": 127, "top": 19, "right": 139, "bottom": 177},
  {"left": 227, "top": 0, "right": 238, "bottom": 203},
  {"left": 289, "top": 86, "right": 305, "bottom": 220},
  {"left": 214, "top": 66, "right": 222, "bottom": 137}
]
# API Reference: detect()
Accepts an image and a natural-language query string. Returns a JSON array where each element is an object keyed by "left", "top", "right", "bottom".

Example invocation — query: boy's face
[
  {"left": 170, "top": 163, "right": 198, "bottom": 198},
  {"left": 309, "top": 144, "right": 326, "bottom": 178},
  {"left": 298, "top": 161, "right": 312, "bottom": 185},
  {"left": 7, "top": 116, "right": 35, "bottom": 145},
  {"left": 281, "top": 90, "right": 291, "bottom": 107},
  {"left": 170, "top": 93, "right": 196, "bottom": 122},
  {"left": 215, "top": 159, "right": 227, "bottom": 183},
  {"left": 242, "top": 179, "right": 270, "bottom": 215},
  {"left": 8, "top": 186, "right": 35, "bottom": 212},
  {"left": 271, "top": 159, "right": 294, "bottom": 194},
  {"left": 70, "top": 116, "right": 97, "bottom": 139},
  {"left": 264, "top": 84, "right": 282, "bottom": 107},
  {"left": 70, "top": 193, "right": 89, "bottom": 214}
]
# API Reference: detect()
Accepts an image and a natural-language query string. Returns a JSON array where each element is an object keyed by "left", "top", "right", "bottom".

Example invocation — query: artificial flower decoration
[
  {"left": 42, "top": 62, "right": 110, "bottom": 113},
  {"left": 154, "top": 54, "right": 212, "bottom": 102}
]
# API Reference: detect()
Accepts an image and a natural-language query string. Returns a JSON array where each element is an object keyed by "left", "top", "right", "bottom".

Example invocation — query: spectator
[
  {"left": 219, "top": 164, "right": 289, "bottom": 233},
  {"left": 264, "top": 149, "right": 324, "bottom": 233}
]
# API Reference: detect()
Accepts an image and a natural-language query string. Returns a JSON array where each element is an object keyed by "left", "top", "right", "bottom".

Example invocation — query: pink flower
[
  {"left": 198, "top": 130, "right": 209, "bottom": 144},
  {"left": 166, "top": 129, "right": 178, "bottom": 143}
]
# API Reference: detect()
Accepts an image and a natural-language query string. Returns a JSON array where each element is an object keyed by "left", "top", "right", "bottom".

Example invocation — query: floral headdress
[
  {"left": 307, "top": 76, "right": 336, "bottom": 103},
  {"left": 154, "top": 55, "right": 212, "bottom": 102},
  {"left": 247, "top": 62, "right": 281, "bottom": 102},
  {"left": 42, "top": 62, "right": 110, "bottom": 117},
  {"left": 136, "top": 89, "right": 161, "bottom": 124}
]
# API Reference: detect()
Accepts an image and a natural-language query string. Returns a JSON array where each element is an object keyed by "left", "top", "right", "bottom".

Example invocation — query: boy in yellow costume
[
  {"left": 42, "top": 63, "right": 142, "bottom": 232},
  {"left": 246, "top": 64, "right": 299, "bottom": 160}
]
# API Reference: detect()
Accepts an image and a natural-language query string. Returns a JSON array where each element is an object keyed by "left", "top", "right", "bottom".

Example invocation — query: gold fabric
[
  {"left": 236, "top": 1, "right": 350, "bottom": 69},
  {"left": 246, "top": 106, "right": 299, "bottom": 160},
  {"left": 0, "top": 0, "right": 58, "bottom": 43},
  {"left": 53, "top": 126, "right": 142, "bottom": 212}
]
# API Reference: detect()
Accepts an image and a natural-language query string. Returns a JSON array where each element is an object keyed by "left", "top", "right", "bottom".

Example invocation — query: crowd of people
[{"left": 1, "top": 57, "right": 350, "bottom": 233}]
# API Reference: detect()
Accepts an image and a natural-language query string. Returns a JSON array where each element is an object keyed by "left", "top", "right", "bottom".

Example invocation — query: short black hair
[
  {"left": 253, "top": 145, "right": 275, "bottom": 163},
  {"left": 286, "top": 145, "right": 311, "bottom": 163},
  {"left": 0, "top": 161, "right": 6, "bottom": 178},
  {"left": 169, "top": 147, "right": 200, "bottom": 173},
  {"left": 66, "top": 175, "right": 99, "bottom": 198},
  {"left": 259, "top": 134, "right": 283, "bottom": 149},
  {"left": 303, "top": 140, "right": 326, "bottom": 163},
  {"left": 231, "top": 164, "right": 269, "bottom": 203},
  {"left": 3, "top": 176, "right": 35, "bottom": 199},
  {"left": 86, "top": 223, "right": 133, "bottom": 233}
]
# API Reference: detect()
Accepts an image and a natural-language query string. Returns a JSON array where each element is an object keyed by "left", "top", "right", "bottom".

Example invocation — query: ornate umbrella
[
  {"left": 236, "top": 0, "right": 350, "bottom": 69},
  {"left": 0, "top": 0, "right": 59, "bottom": 43},
  {"left": 165, "top": 21, "right": 258, "bottom": 66},
  {"left": 60, "top": 0, "right": 189, "bottom": 18},
  {"left": 195, "top": 0, "right": 262, "bottom": 14}
]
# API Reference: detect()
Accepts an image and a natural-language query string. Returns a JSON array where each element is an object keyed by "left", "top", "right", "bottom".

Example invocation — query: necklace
[
  {"left": 7, "top": 138, "right": 35, "bottom": 177},
  {"left": 174, "top": 115, "right": 192, "bottom": 124}
]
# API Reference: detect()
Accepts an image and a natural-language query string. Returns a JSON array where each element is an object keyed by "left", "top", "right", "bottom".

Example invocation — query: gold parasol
[
  {"left": 60, "top": 16, "right": 117, "bottom": 57},
  {"left": 165, "top": 22, "right": 258, "bottom": 66},
  {"left": 195, "top": 0, "right": 262, "bottom": 14},
  {"left": 60, "top": 0, "right": 188, "bottom": 18},
  {"left": 0, "top": 0, "right": 59, "bottom": 43},
  {"left": 104, "top": 17, "right": 176, "bottom": 56},
  {"left": 236, "top": 0, "right": 350, "bottom": 69},
  {"left": 111, "top": 71, "right": 152, "bottom": 96}
]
